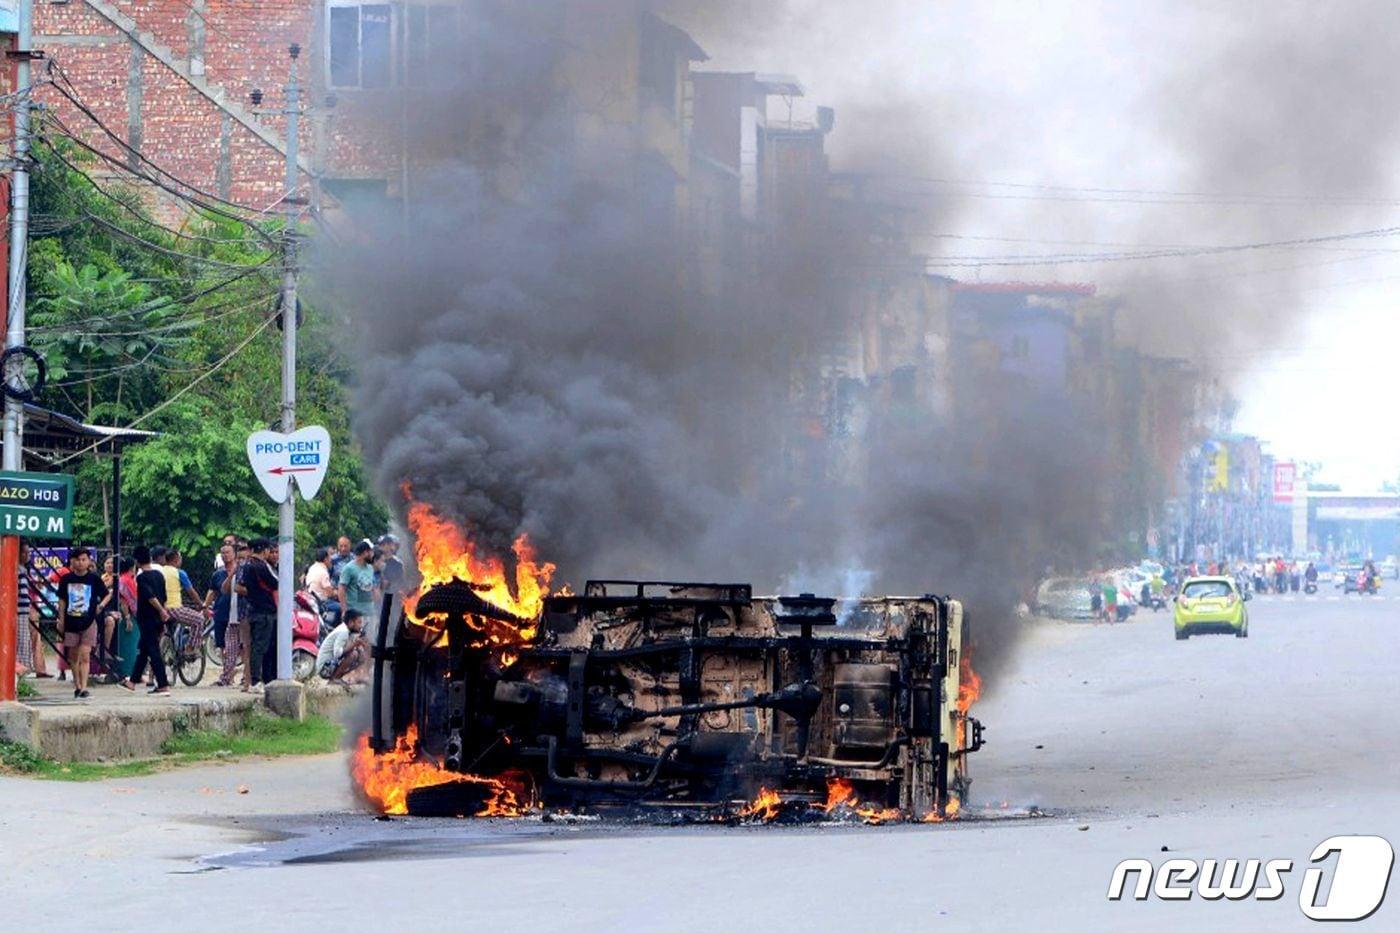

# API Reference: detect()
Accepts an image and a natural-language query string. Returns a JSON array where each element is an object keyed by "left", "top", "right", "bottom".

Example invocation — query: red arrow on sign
[{"left": 267, "top": 466, "right": 318, "bottom": 475}]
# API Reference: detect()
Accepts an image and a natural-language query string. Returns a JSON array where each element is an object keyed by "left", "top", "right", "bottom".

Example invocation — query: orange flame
[
  {"left": 352, "top": 725, "right": 529, "bottom": 817},
  {"left": 822, "top": 778, "right": 903, "bottom": 824},
  {"left": 404, "top": 490, "right": 555, "bottom": 626},
  {"left": 739, "top": 787, "right": 783, "bottom": 821},
  {"left": 956, "top": 650, "right": 982, "bottom": 714},
  {"left": 921, "top": 796, "right": 961, "bottom": 822},
  {"left": 955, "top": 648, "right": 982, "bottom": 748}
]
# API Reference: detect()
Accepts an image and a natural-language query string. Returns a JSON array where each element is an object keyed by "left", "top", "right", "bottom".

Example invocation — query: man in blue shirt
[{"left": 204, "top": 542, "right": 235, "bottom": 655}]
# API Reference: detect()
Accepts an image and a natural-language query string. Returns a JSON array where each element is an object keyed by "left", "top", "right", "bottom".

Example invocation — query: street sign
[
  {"left": 246, "top": 425, "right": 332, "bottom": 503},
  {"left": 0, "top": 470, "right": 75, "bottom": 540},
  {"left": 1273, "top": 461, "right": 1297, "bottom": 502}
]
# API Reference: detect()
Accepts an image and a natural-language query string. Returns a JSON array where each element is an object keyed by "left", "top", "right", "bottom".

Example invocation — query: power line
[
  {"left": 44, "top": 63, "right": 285, "bottom": 236},
  {"left": 47, "top": 313, "right": 277, "bottom": 466},
  {"left": 868, "top": 172, "right": 1400, "bottom": 208},
  {"left": 33, "top": 126, "right": 277, "bottom": 252},
  {"left": 921, "top": 223, "right": 1400, "bottom": 269}
]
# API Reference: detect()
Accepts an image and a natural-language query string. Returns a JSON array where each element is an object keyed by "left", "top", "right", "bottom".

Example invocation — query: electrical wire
[
  {"left": 44, "top": 63, "right": 287, "bottom": 239},
  {"left": 865, "top": 172, "right": 1400, "bottom": 208},
  {"left": 32, "top": 125, "right": 278, "bottom": 252},
  {"left": 920, "top": 223, "right": 1400, "bottom": 269},
  {"left": 46, "top": 313, "right": 277, "bottom": 466}
]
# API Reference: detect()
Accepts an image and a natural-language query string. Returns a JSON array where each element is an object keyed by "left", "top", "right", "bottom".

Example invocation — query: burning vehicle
[{"left": 360, "top": 560, "right": 984, "bottom": 821}]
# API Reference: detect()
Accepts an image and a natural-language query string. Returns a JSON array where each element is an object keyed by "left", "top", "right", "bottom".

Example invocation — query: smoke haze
[{"left": 322, "top": 1, "right": 1400, "bottom": 684}]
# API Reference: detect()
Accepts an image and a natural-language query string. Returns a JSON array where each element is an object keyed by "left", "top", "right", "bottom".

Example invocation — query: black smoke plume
[{"left": 321, "top": 0, "right": 1175, "bottom": 687}]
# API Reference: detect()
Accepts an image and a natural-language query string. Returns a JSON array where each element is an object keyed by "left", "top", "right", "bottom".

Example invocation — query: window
[
  {"left": 328, "top": 3, "right": 391, "bottom": 89},
  {"left": 328, "top": 2, "right": 459, "bottom": 89},
  {"left": 1182, "top": 580, "right": 1233, "bottom": 599},
  {"left": 403, "top": 3, "right": 461, "bottom": 87}
]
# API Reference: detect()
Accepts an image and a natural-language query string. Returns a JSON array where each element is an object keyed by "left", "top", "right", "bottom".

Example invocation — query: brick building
[
  {"left": 18, "top": 1, "right": 725, "bottom": 223},
  {"left": 23, "top": 1, "right": 476, "bottom": 211}
]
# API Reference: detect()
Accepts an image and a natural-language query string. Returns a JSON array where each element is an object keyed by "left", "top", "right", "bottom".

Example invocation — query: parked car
[{"left": 1034, "top": 578, "right": 1096, "bottom": 621}]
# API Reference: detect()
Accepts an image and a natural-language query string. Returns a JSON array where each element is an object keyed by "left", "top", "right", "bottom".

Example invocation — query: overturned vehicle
[{"left": 366, "top": 579, "right": 983, "bottom": 820}]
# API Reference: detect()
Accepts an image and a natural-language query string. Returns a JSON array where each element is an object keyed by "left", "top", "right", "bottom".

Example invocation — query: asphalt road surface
[{"left": 5, "top": 593, "right": 1399, "bottom": 932}]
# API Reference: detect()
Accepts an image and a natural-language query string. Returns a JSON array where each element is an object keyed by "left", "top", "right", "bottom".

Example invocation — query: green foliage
[
  {"left": 29, "top": 136, "right": 390, "bottom": 562},
  {"left": 115, "top": 403, "right": 278, "bottom": 555},
  {"left": 0, "top": 740, "right": 45, "bottom": 773}
]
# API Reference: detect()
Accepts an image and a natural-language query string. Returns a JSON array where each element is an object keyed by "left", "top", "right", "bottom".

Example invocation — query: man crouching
[{"left": 317, "top": 608, "right": 369, "bottom": 684}]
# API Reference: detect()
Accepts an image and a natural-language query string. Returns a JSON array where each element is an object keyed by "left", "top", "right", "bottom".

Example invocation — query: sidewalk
[{"left": 1, "top": 676, "right": 359, "bottom": 762}]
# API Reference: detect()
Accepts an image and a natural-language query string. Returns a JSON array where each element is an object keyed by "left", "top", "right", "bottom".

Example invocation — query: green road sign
[{"left": 0, "top": 471, "right": 75, "bottom": 540}]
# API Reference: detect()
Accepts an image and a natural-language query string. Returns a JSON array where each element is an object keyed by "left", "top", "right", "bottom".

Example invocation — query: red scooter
[{"left": 291, "top": 590, "right": 322, "bottom": 681}]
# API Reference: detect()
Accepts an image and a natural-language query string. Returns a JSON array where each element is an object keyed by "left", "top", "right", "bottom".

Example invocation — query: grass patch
[
  {"left": 164, "top": 713, "right": 342, "bottom": 758},
  {"left": 16, "top": 680, "right": 37, "bottom": 699},
  {"left": 0, "top": 714, "right": 343, "bottom": 781}
]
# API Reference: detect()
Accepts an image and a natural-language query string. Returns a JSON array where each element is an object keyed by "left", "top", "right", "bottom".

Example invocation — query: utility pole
[
  {"left": 275, "top": 43, "right": 301, "bottom": 682},
  {"left": 1, "top": 0, "right": 33, "bottom": 702}
]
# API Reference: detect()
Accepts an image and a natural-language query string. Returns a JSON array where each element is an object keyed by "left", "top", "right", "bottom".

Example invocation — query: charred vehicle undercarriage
[{"left": 367, "top": 580, "right": 984, "bottom": 819}]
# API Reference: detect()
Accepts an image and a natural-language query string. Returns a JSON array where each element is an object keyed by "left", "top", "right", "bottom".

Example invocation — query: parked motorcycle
[{"left": 291, "top": 590, "right": 323, "bottom": 682}]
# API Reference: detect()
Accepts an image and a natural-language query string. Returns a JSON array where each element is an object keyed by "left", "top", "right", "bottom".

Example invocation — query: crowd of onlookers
[{"left": 13, "top": 531, "right": 405, "bottom": 698}]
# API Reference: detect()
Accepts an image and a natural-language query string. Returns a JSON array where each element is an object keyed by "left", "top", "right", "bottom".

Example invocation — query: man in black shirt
[
  {"left": 120, "top": 545, "right": 170, "bottom": 694},
  {"left": 236, "top": 537, "right": 280, "bottom": 689},
  {"left": 55, "top": 547, "right": 111, "bottom": 699}
]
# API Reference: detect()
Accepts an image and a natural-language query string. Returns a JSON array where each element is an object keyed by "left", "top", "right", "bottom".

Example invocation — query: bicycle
[
  {"left": 160, "top": 611, "right": 210, "bottom": 687},
  {"left": 204, "top": 622, "right": 223, "bottom": 670}
]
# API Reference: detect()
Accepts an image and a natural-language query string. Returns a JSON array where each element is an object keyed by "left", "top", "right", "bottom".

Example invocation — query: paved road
[{"left": 5, "top": 595, "right": 1399, "bottom": 932}]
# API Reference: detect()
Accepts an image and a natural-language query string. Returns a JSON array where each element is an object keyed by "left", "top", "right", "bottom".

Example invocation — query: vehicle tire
[
  {"left": 1175, "top": 630, "right": 1188, "bottom": 640},
  {"left": 177, "top": 644, "right": 206, "bottom": 686},
  {"left": 292, "top": 649, "right": 317, "bottom": 683},
  {"left": 1236, "top": 627, "right": 1247, "bottom": 639}
]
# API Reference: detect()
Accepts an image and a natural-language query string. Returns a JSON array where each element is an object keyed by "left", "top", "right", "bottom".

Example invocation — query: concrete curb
[{"left": 0, "top": 684, "right": 363, "bottom": 762}]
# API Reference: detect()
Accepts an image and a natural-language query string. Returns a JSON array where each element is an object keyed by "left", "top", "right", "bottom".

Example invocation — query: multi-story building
[{"left": 21, "top": 2, "right": 708, "bottom": 214}]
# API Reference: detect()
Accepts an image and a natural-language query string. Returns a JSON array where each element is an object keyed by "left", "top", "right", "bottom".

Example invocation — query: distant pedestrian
[
  {"left": 15, "top": 541, "right": 36, "bottom": 676},
  {"left": 47, "top": 555, "right": 73, "bottom": 681},
  {"left": 113, "top": 556, "right": 139, "bottom": 679},
  {"left": 1101, "top": 577, "right": 1118, "bottom": 624},
  {"left": 218, "top": 541, "right": 253, "bottom": 689},
  {"left": 213, "top": 533, "right": 237, "bottom": 570},
  {"left": 305, "top": 546, "right": 338, "bottom": 621},
  {"left": 317, "top": 608, "right": 369, "bottom": 683},
  {"left": 55, "top": 547, "right": 112, "bottom": 699},
  {"left": 377, "top": 534, "right": 404, "bottom": 597},
  {"left": 120, "top": 545, "right": 170, "bottom": 695},
  {"left": 338, "top": 540, "right": 379, "bottom": 629},
  {"left": 329, "top": 536, "right": 353, "bottom": 581},
  {"left": 205, "top": 542, "right": 235, "bottom": 686},
  {"left": 236, "top": 537, "right": 279, "bottom": 690}
]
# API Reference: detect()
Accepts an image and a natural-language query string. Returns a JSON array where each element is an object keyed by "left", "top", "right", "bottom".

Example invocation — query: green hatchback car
[{"left": 1174, "top": 576, "right": 1248, "bottom": 640}]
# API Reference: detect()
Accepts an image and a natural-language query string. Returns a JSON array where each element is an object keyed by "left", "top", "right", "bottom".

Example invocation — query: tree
[{"left": 30, "top": 140, "right": 390, "bottom": 566}]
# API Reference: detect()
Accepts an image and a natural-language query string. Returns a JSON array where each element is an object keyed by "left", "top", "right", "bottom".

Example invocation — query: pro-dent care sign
[{"left": 246, "top": 426, "right": 332, "bottom": 503}]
